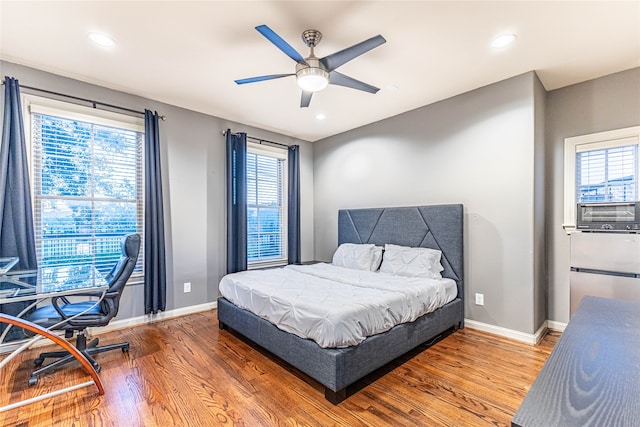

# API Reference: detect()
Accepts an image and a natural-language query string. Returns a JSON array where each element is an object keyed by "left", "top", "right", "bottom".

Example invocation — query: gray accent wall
[
  {"left": 314, "top": 72, "right": 546, "bottom": 334},
  {"left": 546, "top": 67, "right": 640, "bottom": 324},
  {"left": 0, "top": 60, "right": 315, "bottom": 322}
]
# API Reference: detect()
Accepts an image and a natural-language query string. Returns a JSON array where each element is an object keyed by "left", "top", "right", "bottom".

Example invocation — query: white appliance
[{"left": 570, "top": 231, "right": 640, "bottom": 316}]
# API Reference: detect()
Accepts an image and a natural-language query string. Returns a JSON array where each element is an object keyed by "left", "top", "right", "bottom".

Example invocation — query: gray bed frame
[{"left": 218, "top": 204, "right": 464, "bottom": 404}]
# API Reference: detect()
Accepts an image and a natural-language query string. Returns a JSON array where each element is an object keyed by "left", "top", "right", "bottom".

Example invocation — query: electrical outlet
[
  {"left": 475, "top": 293, "right": 484, "bottom": 306},
  {"left": 184, "top": 282, "right": 191, "bottom": 293}
]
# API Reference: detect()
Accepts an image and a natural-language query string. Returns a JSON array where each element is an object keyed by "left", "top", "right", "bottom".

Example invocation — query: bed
[{"left": 217, "top": 204, "right": 464, "bottom": 404}]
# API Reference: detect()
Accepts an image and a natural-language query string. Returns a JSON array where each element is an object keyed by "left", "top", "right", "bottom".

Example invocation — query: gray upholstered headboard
[{"left": 338, "top": 204, "right": 464, "bottom": 300}]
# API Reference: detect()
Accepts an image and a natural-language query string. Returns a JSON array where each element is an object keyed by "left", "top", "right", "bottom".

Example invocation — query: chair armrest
[
  {"left": 61, "top": 291, "right": 104, "bottom": 299},
  {"left": 50, "top": 296, "right": 71, "bottom": 319},
  {"left": 49, "top": 290, "right": 113, "bottom": 328}
]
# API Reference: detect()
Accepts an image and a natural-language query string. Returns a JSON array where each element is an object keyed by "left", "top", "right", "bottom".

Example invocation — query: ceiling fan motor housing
[{"left": 302, "top": 29, "right": 322, "bottom": 47}]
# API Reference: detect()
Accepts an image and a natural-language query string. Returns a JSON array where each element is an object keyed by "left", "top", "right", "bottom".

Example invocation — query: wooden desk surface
[{"left": 512, "top": 296, "right": 640, "bottom": 427}]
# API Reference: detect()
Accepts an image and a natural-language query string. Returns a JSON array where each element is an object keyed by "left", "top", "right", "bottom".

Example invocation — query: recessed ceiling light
[
  {"left": 316, "top": 113, "right": 327, "bottom": 120},
  {"left": 491, "top": 33, "right": 516, "bottom": 48},
  {"left": 88, "top": 32, "right": 116, "bottom": 47}
]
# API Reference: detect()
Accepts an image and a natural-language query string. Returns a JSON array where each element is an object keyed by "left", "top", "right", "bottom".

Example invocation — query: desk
[
  {"left": 0, "top": 257, "right": 19, "bottom": 275},
  {"left": 0, "top": 265, "right": 108, "bottom": 342},
  {"left": 0, "top": 265, "right": 108, "bottom": 412},
  {"left": 0, "top": 264, "right": 107, "bottom": 305},
  {"left": 512, "top": 296, "right": 640, "bottom": 427}
]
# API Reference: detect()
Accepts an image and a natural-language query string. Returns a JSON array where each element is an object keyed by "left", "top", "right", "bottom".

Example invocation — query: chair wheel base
[
  {"left": 34, "top": 358, "right": 44, "bottom": 367},
  {"left": 28, "top": 376, "right": 38, "bottom": 387},
  {"left": 122, "top": 344, "right": 129, "bottom": 353}
]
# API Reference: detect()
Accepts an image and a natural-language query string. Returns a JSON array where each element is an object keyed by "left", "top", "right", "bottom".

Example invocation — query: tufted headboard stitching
[{"left": 338, "top": 204, "right": 464, "bottom": 301}]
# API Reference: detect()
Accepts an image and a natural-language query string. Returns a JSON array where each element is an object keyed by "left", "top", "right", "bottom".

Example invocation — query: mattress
[{"left": 218, "top": 263, "right": 457, "bottom": 348}]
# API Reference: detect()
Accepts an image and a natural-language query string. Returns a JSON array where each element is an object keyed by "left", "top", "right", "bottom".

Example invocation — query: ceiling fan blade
[
  {"left": 329, "top": 71, "right": 380, "bottom": 94},
  {"left": 320, "top": 35, "right": 386, "bottom": 72},
  {"left": 300, "top": 91, "right": 313, "bottom": 108},
  {"left": 235, "top": 74, "right": 294, "bottom": 85},
  {"left": 255, "top": 25, "right": 307, "bottom": 64}
]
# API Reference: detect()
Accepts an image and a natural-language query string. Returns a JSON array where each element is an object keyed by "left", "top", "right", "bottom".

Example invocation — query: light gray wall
[
  {"left": 0, "top": 60, "right": 315, "bottom": 321},
  {"left": 545, "top": 67, "right": 640, "bottom": 324},
  {"left": 533, "top": 74, "right": 547, "bottom": 329},
  {"left": 313, "top": 72, "right": 544, "bottom": 334}
]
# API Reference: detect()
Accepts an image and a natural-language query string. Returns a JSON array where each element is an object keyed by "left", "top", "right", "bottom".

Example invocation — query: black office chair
[{"left": 27, "top": 233, "right": 141, "bottom": 385}]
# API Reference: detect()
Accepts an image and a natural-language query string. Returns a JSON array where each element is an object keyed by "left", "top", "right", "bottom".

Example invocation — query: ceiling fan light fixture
[{"left": 296, "top": 67, "right": 329, "bottom": 92}]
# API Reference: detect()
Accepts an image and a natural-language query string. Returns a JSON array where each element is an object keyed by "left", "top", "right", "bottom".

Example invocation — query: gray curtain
[
  {"left": 226, "top": 130, "right": 247, "bottom": 273},
  {"left": 287, "top": 145, "right": 301, "bottom": 264},
  {"left": 0, "top": 77, "right": 37, "bottom": 270},
  {"left": 144, "top": 110, "right": 166, "bottom": 314}
]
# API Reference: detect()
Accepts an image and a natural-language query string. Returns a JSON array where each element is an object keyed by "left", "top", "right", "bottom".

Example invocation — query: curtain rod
[
  {"left": 2, "top": 80, "right": 166, "bottom": 120},
  {"left": 223, "top": 130, "right": 289, "bottom": 149}
]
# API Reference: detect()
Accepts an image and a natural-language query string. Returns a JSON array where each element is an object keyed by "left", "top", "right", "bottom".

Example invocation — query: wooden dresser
[{"left": 512, "top": 296, "right": 640, "bottom": 427}]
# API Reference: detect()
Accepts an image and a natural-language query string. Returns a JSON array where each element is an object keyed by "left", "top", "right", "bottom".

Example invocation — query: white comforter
[{"left": 218, "top": 263, "right": 457, "bottom": 348}]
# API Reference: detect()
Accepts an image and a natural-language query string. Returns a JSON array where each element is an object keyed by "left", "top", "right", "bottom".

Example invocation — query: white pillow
[
  {"left": 379, "top": 244, "right": 444, "bottom": 279},
  {"left": 332, "top": 243, "right": 382, "bottom": 271}
]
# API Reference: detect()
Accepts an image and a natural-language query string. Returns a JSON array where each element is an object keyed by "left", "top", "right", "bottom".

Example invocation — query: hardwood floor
[{"left": 0, "top": 310, "right": 558, "bottom": 427}]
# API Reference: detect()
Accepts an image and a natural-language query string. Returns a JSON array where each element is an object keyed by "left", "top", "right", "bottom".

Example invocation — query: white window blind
[
  {"left": 28, "top": 101, "right": 144, "bottom": 277},
  {"left": 576, "top": 144, "right": 637, "bottom": 203},
  {"left": 563, "top": 127, "right": 640, "bottom": 230},
  {"left": 247, "top": 144, "right": 287, "bottom": 266}
]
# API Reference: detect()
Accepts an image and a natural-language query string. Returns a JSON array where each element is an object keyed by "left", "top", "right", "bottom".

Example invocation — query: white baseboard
[
  {"left": 546, "top": 320, "right": 567, "bottom": 332},
  {"left": 90, "top": 301, "right": 218, "bottom": 335},
  {"left": 96, "top": 308, "right": 568, "bottom": 341},
  {"left": 5, "top": 304, "right": 565, "bottom": 354},
  {"left": 0, "top": 302, "right": 218, "bottom": 354},
  {"left": 464, "top": 318, "right": 553, "bottom": 344}
]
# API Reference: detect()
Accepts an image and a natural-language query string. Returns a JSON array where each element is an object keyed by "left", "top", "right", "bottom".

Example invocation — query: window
[
  {"left": 23, "top": 95, "right": 144, "bottom": 276},
  {"left": 247, "top": 143, "right": 287, "bottom": 267},
  {"left": 576, "top": 145, "right": 636, "bottom": 203},
  {"left": 564, "top": 126, "right": 640, "bottom": 230}
]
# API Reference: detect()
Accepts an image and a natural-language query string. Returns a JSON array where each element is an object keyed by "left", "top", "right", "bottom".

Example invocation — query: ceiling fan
[{"left": 234, "top": 25, "right": 386, "bottom": 108}]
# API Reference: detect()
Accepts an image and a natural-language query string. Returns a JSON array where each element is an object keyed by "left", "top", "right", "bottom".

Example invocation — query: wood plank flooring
[{"left": 0, "top": 310, "right": 558, "bottom": 427}]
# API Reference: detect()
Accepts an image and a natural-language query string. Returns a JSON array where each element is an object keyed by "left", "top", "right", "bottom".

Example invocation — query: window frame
[
  {"left": 563, "top": 126, "right": 640, "bottom": 231},
  {"left": 246, "top": 141, "right": 288, "bottom": 269},
  {"left": 22, "top": 94, "right": 145, "bottom": 282}
]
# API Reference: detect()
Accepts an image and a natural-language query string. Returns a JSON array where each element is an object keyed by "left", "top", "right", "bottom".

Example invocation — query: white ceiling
[{"left": 1, "top": 1, "right": 639, "bottom": 142}]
